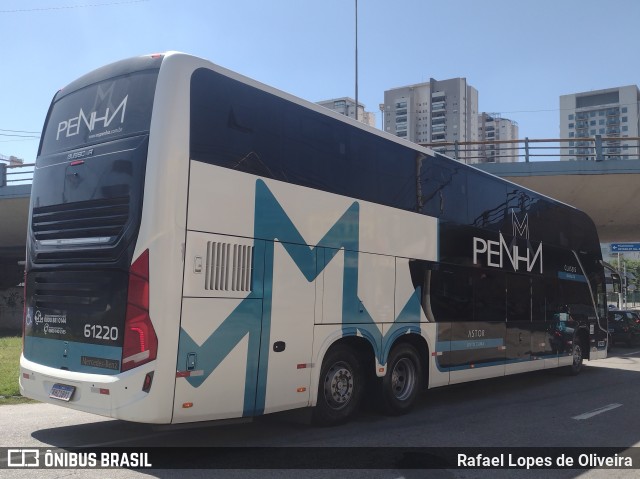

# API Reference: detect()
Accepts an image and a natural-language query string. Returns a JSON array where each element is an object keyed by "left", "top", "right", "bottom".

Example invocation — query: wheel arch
[
  {"left": 384, "top": 332, "right": 430, "bottom": 383},
  {"left": 310, "top": 331, "right": 376, "bottom": 407}
]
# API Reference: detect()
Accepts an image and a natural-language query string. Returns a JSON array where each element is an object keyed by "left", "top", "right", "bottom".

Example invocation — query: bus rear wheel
[
  {"left": 567, "top": 339, "right": 584, "bottom": 376},
  {"left": 379, "top": 343, "right": 423, "bottom": 415},
  {"left": 312, "top": 345, "right": 363, "bottom": 426}
]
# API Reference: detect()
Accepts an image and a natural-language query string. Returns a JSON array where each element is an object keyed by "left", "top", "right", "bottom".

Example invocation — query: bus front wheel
[
  {"left": 567, "top": 339, "right": 584, "bottom": 376},
  {"left": 379, "top": 343, "right": 423, "bottom": 415},
  {"left": 312, "top": 345, "right": 363, "bottom": 426}
]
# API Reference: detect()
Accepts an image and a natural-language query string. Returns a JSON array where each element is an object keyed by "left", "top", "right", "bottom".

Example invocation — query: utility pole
[
  {"left": 355, "top": 0, "right": 359, "bottom": 122},
  {"left": 624, "top": 261, "right": 627, "bottom": 309}
]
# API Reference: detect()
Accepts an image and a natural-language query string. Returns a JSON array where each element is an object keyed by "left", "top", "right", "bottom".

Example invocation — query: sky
[{"left": 2, "top": 0, "right": 640, "bottom": 164}]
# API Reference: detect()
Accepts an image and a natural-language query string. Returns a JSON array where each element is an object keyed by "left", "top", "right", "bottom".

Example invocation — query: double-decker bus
[{"left": 20, "top": 52, "right": 609, "bottom": 425}]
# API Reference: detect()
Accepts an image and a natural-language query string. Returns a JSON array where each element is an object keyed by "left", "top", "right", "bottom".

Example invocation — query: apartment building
[
  {"left": 0, "top": 153, "right": 23, "bottom": 166},
  {"left": 560, "top": 86, "right": 640, "bottom": 160},
  {"left": 477, "top": 113, "right": 520, "bottom": 163},
  {"left": 316, "top": 97, "right": 376, "bottom": 128},
  {"left": 383, "top": 78, "right": 478, "bottom": 162}
]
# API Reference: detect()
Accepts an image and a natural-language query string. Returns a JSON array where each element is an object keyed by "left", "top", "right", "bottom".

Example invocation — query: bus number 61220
[{"left": 84, "top": 324, "right": 119, "bottom": 341}]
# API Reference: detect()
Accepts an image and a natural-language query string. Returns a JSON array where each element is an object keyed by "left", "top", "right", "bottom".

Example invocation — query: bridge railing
[
  {"left": 0, "top": 162, "right": 35, "bottom": 186},
  {"left": 420, "top": 136, "right": 640, "bottom": 164},
  {"left": 2, "top": 136, "right": 640, "bottom": 184}
]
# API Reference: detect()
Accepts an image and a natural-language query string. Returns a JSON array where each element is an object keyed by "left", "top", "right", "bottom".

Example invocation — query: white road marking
[
  {"left": 572, "top": 403, "right": 622, "bottom": 420},
  {"left": 621, "top": 350, "right": 640, "bottom": 356}
]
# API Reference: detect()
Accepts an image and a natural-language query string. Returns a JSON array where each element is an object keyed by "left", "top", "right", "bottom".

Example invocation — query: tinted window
[
  {"left": 417, "top": 156, "right": 467, "bottom": 221},
  {"left": 40, "top": 70, "right": 158, "bottom": 157},
  {"left": 190, "top": 68, "right": 417, "bottom": 211},
  {"left": 426, "top": 264, "right": 473, "bottom": 322},
  {"left": 532, "top": 277, "right": 546, "bottom": 321},
  {"left": 468, "top": 174, "right": 507, "bottom": 230},
  {"left": 474, "top": 269, "right": 506, "bottom": 322},
  {"left": 412, "top": 262, "right": 508, "bottom": 323},
  {"left": 558, "top": 279, "right": 593, "bottom": 320},
  {"left": 507, "top": 274, "right": 531, "bottom": 322}
]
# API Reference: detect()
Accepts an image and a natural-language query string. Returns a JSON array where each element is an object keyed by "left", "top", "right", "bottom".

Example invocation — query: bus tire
[
  {"left": 379, "top": 343, "right": 423, "bottom": 415},
  {"left": 312, "top": 345, "right": 363, "bottom": 426},
  {"left": 567, "top": 338, "right": 584, "bottom": 376}
]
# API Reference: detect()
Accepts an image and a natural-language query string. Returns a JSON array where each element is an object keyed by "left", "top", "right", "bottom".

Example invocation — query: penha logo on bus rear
[
  {"left": 472, "top": 211, "right": 543, "bottom": 274},
  {"left": 56, "top": 83, "right": 128, "bottom": 141}
]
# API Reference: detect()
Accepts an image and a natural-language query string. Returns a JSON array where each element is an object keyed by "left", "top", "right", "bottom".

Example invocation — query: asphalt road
[{"left": 3, "top": 347, "right": 640, "bottom": 479}]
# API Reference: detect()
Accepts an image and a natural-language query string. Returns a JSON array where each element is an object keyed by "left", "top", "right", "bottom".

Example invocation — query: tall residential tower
[
  {"left": 477, "top": 113, "right": 519, "bottom": 163},
  {"left": 560, "top": 85, "right": 640, "bottom": 160},
  {"left": 316, "top": 97, "right": 376, "bottom": 128},
  {"left": 383, "top": 78, "right": 478, "bottom": 162}
]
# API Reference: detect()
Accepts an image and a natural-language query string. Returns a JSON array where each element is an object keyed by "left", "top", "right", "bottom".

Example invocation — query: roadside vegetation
[{"left": 0, "top": 335, "right": 34, "bottom": 404}]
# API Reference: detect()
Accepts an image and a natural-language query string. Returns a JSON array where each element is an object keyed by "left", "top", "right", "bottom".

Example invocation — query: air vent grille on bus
[
  {"left": 31, "top": 270, "right": 124, "bottom": 312},
  {"left": 30, "top": 197, "right": 130, "bottom": 263},
  {"left": 205, "top": 242, "right": 253, "bottom": 292},
  {"left": 32, "top": 197, "right": 129, "bottom": 242}
]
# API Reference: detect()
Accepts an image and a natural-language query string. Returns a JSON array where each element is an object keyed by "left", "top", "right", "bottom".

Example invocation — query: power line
[
  {"left": 492, "top": 100, "right": 640, "bottom": 116},
  {"left": 0, "top": 0, "right": 149, "bottom": 14},
  {"left": 0, "top": 128, "right": 40, "bottom": 134},
  {"left": 0, "top": 133, "right": 40, "bottom": 138}
]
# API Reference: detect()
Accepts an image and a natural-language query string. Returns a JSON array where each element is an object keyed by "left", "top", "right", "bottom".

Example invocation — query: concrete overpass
[
  {"left": 0, "top": 159, "right": 639, "bottom": 287},
  {"left": 476, "top": 159, "right": 640, "bottom": 243}
]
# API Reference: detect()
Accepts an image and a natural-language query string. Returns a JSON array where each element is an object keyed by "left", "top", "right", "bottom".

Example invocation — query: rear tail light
[
  {"left": 121, "top": 250, "right": 158, "bottom": 372},
  {"left": 142, "top": 371, "right": 154, "bottom": 393}
]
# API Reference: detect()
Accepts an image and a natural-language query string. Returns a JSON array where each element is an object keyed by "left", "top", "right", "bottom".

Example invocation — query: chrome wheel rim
[
  {"left": 573, "top": 343, "right": 582, "bottom": 367},
  {"left": 323, "top": 362, "right": 354, "bottom": 410},
  {"left": 391, "top": 357, "right": 416, "bottom": 401}
]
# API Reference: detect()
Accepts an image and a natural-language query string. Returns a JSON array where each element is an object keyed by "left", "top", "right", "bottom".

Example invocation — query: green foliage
[
  {"left": 1, "top": 289, "right": 23, "bottom": 308},
  {"left": 616, "top": 259, "right": 640, "bottom": 305},
  {"left": 0, "top": 336, "right": 30, "bottom": 403}
]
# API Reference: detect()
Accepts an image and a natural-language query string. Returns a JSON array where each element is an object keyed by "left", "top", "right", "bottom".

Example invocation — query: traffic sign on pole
[{"left": 610, "top": 243, "right": 640, "bottom": 253}]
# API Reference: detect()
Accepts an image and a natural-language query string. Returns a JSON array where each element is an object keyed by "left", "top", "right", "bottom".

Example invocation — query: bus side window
[
  {"left": 473, "top": 269, "right": 506, "bottom": 322},
  {"left": 428, "top": 265, "right": 473, "bottom": 322}
]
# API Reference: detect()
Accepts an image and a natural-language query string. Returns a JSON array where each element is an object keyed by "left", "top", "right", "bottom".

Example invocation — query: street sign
[{"left": 610, "top": 243, "right": 640, "bottom": 252}]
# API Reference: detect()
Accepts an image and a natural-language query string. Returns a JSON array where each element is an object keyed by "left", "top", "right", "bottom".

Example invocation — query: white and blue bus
[{"left": 20, "top": 52, "right": 609, "bottom": 425}]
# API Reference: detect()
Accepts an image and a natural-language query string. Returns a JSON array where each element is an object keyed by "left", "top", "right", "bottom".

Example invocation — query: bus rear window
[{"left": 39, "top": 70, "right": 158, "bottom": 158}]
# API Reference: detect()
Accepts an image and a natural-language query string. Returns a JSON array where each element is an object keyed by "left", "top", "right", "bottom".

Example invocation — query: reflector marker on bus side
[
  {"left": 296, "top": 363, "right": 313, "bottom": 369},
  {"left": 90, "top": 387, "right": 110, "bottom": 395},
  {"left": 176, "top": 370, "right": 204, "bottom": 378},
  {"left": 431, "top": 351, "right": 443, "bottom": 356}
]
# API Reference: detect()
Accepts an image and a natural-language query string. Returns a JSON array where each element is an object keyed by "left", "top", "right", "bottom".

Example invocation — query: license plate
[{"left": 49, "top": 383, "right": 75, "bottom": 402}]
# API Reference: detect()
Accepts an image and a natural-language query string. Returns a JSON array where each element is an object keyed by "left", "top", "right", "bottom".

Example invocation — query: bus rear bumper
[{"left": 19, "top": 354, "right": 171, "bottom": 423}]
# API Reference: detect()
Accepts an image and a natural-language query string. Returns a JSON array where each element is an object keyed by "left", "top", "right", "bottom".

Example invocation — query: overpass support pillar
[{"left": 595, "top": 135, "right": 604, "bottom": 162}]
